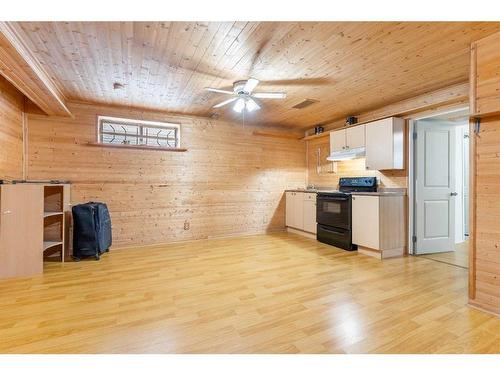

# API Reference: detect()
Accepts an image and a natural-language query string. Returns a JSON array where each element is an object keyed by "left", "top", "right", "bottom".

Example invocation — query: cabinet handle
[
  {"left": 352, "top": 197, "right": 355, "bottom": 200},
  {"left": 366, "top": 166, "right": 370, "bottom": 170}
]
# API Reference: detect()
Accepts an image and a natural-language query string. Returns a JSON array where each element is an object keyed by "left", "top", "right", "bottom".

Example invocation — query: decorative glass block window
[{"left": 97, "top": 116, "right": 180, "bottom": 148}]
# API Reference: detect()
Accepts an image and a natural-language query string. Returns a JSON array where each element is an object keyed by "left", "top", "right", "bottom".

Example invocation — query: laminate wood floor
[
  {"left": 0, "top": 232, "right": 498, "bottom": 354},
  {"left": 419, "top": 240, "right": 469, "bottom": 269}
]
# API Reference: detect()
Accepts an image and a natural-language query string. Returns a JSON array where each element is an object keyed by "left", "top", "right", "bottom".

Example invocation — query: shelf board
[
  {"left": 301, "top": 131, "right": 330, "bottom": 141},
  {"left": 44, "top": 211, "right": 63, "bottom": 218},
  {"left": 252, "top": 130, "right": 302, "bottom": 140},
  {"left": 43, "top": 241, "right": 63, "bottom": 251},
  {"left": 87, "top": 142, "right": 187, "bottom": 152}
]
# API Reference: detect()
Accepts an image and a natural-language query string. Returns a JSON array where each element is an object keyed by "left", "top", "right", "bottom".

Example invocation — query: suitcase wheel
[
  {"left": 105, "top": 248, "right": 110, "bottom": 253},
  {"left": 72, "top": 256, "right": 81, "bottom": 262},
  {"left": 95, "top": 254, "right": 100, "bottom": 261}
]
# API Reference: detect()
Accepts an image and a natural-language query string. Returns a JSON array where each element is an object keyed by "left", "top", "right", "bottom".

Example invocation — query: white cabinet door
[
  {"left": 346, "top": 125, "right": 365, "bottom": 149},
  {"left": 286, "top": 192, "right": 305, "bottom": 230},
  {"left": 293, "top": 193, "right": 304, "bottom": 230},
  {"left": 286, "top": 192, "right": 294, "bottom": 227},
  {"left": 365, "top": 117, "right": 404, "bottom": 170},
  {"left": 352, "top": 195, "right": 380, "bottom": 249},
  {"left": 330, "top": 129, "right": 346, "bottom": 152},
  {"left": 365, "top": 119, "right": 393, "bottom": 170},
  {"left": 303, "top": 198, "right": 317, "bottom": 234}
]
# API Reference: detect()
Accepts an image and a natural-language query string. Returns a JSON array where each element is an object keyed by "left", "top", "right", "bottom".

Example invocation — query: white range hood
[{"left": 326, "top": 146, "right": 366, "bottom": 161}]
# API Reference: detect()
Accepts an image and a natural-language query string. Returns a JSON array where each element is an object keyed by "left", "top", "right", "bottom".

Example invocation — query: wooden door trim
[{"left": 468, "top": 117, "right": 477, "bottom": 300}]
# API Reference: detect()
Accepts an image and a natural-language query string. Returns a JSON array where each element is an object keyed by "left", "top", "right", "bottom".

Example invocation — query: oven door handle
[
  {"left": 318, "top": 197, "right": 349, "bottom": 202},
  {"left": 318, "top": 225, "right": 347, "bottom": 235}
]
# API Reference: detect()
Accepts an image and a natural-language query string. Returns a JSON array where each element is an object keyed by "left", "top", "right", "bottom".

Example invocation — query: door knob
[{"left": 450, "top": 192, "right": 458, "bottom": 196}]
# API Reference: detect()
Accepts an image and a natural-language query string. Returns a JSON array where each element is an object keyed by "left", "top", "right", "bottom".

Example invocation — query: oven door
[
  {"left": 316, "top": 194, "right": 351, "bottom": 229},
  {"left": 317, "top": 224, "right": 355, "bottom": 250}
]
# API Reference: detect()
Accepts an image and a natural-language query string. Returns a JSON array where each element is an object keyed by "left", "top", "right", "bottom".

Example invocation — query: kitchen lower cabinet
[
  {"left": 303, "top": 194, "right": 317, "bottom": 234},
  {"left": 352, "top": 194, "right": 405, "bottom": 259},
  {"left": 285, "top": 192, "right": 303, "bottom": 229},
  {"left": 285, "top": 191, "right": 316, "bottom": 235}
]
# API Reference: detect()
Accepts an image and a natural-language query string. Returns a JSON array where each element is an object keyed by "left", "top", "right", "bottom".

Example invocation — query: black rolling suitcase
[{"left": 72, "top": 202, "right": 112, "bottom": 261}]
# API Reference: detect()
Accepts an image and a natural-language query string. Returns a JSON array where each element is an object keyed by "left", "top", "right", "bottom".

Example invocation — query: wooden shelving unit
[
  {"left": 43, "top": 241, "right": 63, "bottom": 251},
  {"left": 43, "top": 211, "right": 63, "bottom": 218},
  {"left": 43, "top": 185, "right": 69, "bottom": 262}
]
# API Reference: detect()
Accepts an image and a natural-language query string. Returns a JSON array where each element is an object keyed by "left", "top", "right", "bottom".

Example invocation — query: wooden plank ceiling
[{"left": 12, "top": 22, "right": 500, "bottom": 128}]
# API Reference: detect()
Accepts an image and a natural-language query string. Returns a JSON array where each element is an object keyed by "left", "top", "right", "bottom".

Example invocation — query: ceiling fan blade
[
  {"left": 253, "top": 92, "right": 286, "bottom": 99},
  {"left": 259, "top": 77, "right": 333, "bottom": 86},
  {"left": 205, "top": 87, "right": 234, "bottom": 95},
  {"left": 245, "top": 98, "right": 261, "bottom": 112},
  {"left": 213, "top": 97, "right": 237, "bottom": 108},
  {"left": 243, "top": 78, "right": 260, "bottom": 93}
]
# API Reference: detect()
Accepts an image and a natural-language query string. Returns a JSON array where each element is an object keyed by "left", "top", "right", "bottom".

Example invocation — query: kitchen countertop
[
  {"left": 285, "top": 188, "right": 406, "bottom": 196},
  {"left": 350, "top": 191, "right": 406, "bottom": 196},
  {"left": 285, "top": 188, "right": 335, "bottom": 193}
]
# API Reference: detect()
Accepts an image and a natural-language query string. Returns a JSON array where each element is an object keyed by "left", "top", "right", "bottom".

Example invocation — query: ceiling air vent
[{"left": 292, "top": 99, "right": 319, "bottom": 109}]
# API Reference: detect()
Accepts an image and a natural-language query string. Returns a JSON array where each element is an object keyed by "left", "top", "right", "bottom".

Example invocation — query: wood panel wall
[
  {"left": 0, "top": 75, "right": 24, "bottom": 180},
  {"left": 471, "top": 115, "right": 500, "bottom": 314},
  {"left": 469, "top": 30, "right": 500, "bottom": 315},
  {"left": 26, "top": 102, "right": 306, "bottom": 248}
]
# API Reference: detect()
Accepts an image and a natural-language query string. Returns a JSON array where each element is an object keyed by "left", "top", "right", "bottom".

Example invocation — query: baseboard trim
[
  {"left": 468, "top": 300, "right": 500, "bottom": 317},
  {"left": 358, "top": 246, "right": 405, "bottom": 259},
  {"left": 111, "top": 228, "right": 288, "bottom": 252},
  {"left": 286, "top": 227, "right": 316, "bottom": 239}
]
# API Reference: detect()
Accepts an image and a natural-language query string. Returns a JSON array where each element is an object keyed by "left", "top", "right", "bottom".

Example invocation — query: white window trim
[{"left": 97, "top": 115, "right": 181, "bottom": 148}]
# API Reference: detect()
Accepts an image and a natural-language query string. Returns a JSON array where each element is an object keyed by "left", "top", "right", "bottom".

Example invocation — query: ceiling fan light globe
[
  {"left": 246, "top": 98, "right": 260, "bottom": 112},
  {"left": 233, "top": 98, "right": 245, "bottom": 113}
]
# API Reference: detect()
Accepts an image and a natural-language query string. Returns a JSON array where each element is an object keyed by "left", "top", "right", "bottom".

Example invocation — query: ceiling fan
[{"left": 205, "top": 78, "right": 286, "bottom": 113}]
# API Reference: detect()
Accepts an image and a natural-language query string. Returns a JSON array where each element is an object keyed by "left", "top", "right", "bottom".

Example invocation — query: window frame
[{"left": 96, "top": 115, "right": 181, "bottom": 149}]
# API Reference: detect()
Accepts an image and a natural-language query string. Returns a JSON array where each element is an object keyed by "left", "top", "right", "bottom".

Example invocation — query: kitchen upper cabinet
[
  {"left": 330, "top": 129, "right": 346, "bottom": 152},
  {"left": 285, "top": 192, "right": 316, "bottom": 234},
  {"left": 471, "top": 31, "right": 500, "bottom": 116},
  {"left": 329, "top": 125, "right": 366, "bottom": 152},
  {"left": 346, "top": 125, "right": 365, "bottom": 149},
  {"left": 365, "top": 117, "right": 404, "bottom": 170}
]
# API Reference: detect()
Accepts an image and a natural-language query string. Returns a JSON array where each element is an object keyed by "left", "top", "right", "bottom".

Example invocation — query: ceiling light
[
  {"left": 233, "top": 98, "right": 245, "bottom": 113},
  {"left": 245, "top": 98, "right": 260, "bottom": 112}
]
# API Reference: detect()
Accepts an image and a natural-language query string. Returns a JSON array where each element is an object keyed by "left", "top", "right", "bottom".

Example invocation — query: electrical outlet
[{"left": 184, "top": 221, "right": 190, "bottom": 230}]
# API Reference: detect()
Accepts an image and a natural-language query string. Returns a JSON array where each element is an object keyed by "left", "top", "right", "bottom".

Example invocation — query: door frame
[{"left": 407, "top": 106, "right": 469, "bottom": 255}]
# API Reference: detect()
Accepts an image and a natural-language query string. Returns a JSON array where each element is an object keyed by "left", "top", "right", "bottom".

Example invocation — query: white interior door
[{"left": 415, "top": 120, "right": 457, "bottom": 254}]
